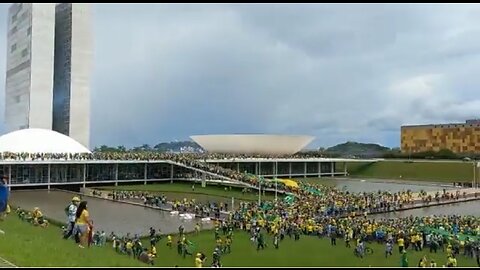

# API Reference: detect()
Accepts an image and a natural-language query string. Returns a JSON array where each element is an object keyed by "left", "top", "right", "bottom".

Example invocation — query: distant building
[
  {"left": 5, "top": 3, "right": 92, "bottom": 148},
  {"left": 401, "top": 119, "right": 480, "bottom": 154},
  {"left": 5, "top": 3, "right": 56, "bottom": 132}
]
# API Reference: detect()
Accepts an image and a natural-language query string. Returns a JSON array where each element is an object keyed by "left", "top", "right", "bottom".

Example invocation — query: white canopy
[{"left": 0, "top": 128, "right": 91, "bottom": 154}]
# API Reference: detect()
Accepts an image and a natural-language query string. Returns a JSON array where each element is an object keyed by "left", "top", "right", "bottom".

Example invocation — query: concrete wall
[{"left": 69, "top": 3, "right": 92, "bottom": 148}]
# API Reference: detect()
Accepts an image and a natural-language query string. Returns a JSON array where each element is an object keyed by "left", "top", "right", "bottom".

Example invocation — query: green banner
[
  {"left": 422, "top": 227, "right": 480, "bottom": 242},
  {"left": 187, "top": 241, "right": 196, "bottom": 253},
  {"left": 284, "top": 195, "right": 295, "bottom": 205}
]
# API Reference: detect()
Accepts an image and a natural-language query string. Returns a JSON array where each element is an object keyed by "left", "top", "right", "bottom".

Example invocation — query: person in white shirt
[{"left": 63, "top": 196, "right": 80, "bottom": 243}]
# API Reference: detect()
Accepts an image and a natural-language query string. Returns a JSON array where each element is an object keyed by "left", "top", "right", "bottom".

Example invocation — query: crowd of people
[
  {"left": 108, "top": 230, "right": 157, "bottom": 265},
  {"left": 0, "top": 151, "right": 328, "bottom": 162},
  {"left": 91, "top": 189, "right": 228, "bottom": 219},
  {"left": 222, "top": 198, "right": 480, "bottom": 267},
  {"left": 4, "top": 150, "right": 480, "bottom": 267},
  {"left": 54, "top": 182, "right": 480, "bottom": 267},
  {"left": 15, "top": 206, "right": 49, "bottom": 227},
  {"left": 101, "top": 186, "right": 469, "bottom": 221},
  {"left": 78, "top": 179, "right": 480, "bottom": 267}
]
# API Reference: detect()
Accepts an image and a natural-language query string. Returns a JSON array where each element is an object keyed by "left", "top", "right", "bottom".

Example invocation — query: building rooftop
[{"left": 401, "top": 120, "right": 480, "bottom": 129}]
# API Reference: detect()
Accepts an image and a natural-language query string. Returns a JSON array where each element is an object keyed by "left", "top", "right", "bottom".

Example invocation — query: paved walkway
[{"left": 0, "top": 257, "right": 16, "bottom": 268}]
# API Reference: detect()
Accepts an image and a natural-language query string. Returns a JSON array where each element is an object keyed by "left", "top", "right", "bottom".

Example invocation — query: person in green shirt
[
  {"left": 257, "top": 233, "right": 265, "bottom": 250},
  {"left": 401, "top": 250, "right": 408, "bottom": 267}
]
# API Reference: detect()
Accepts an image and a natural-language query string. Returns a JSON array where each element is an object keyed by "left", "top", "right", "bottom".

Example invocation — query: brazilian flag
[
  {"left": 284, "top": 195, "right": 295, "bottom": 205},
  {"left": 261, "top": 202, "right": 274, "bottom": 211},
  {"left": 259, "top": 176, "right": 267, "bottom": 184}
]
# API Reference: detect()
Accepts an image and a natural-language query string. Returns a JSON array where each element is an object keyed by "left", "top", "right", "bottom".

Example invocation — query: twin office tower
[{"left": 5, "top": 3, "right": 92, "bottom": 148}]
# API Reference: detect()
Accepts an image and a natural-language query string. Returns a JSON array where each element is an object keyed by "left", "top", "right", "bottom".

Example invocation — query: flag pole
[
  {"left": 258, "top": 178, "right": 261, "bottom": 205},
  {"left": 274, "top": 162, "right": 278, "bottom": 202},
  {"left": 275, "top": 179, "right": 277, "bottom": 202}
]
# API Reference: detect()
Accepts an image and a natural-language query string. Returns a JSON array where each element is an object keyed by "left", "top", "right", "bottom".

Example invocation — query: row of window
[
  {"left": 11, "top": 9, "right": 28, "bottom": 24},
  {"left": 10, "top": 44, "right": 29, "bottom": 58},
  {"left": 6, "top": 60, "right": 31, "bottom": 78},
  {"left": 9, "top": 25, "right": 32, "bottom": 38}
]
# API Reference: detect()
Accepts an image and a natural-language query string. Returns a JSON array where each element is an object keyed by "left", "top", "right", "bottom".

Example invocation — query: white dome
[{"left": 0, "top": 128, "right": 91, "bottom": 154}]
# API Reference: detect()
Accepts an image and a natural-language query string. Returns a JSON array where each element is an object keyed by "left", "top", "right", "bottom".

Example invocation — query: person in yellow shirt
[
  {"left": 216, "top": 237, "right": 223, "bottom": 249},
  {"left": 195, "top": 253, "right": 205, "bottom": 267},
  {"left": 195, "top": 223, "right": 200, "bottom": 235},
  {"left": 411, "top": 234, "right": 418, "bottom": 251},
  {"left": 167, "top": 235, "right": 172, "bottom": 248},
  {"left": 446, "top": 244, "right": 453, "bottom": 256},
  {"left": 75, "top": 201, "right": 93, "bottom": 249},
  {"left": 149, "top": 245, "right": 157, "bottom": 258},
  {"left": 126, "top": 240, "right": 133, "bottom": 256},
  {"left": 32, "top": 207, "right": 48, "bottom": 227},
  {"left": 307, "top": 225, "right": 313, "bottom": 235},
  {"left": 398, "top": 237, "right": 405, "bottom": 254},
  {"left": 446, "top": 255, "right": 457, "bottom": 267},
  {"left": 418, "top": 255, "right": 428, "bottom": 267}
]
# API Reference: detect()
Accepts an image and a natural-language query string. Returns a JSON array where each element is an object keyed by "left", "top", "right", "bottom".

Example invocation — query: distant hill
[{"left": 326, "top": 141, "right": 390, "bottom": 158}]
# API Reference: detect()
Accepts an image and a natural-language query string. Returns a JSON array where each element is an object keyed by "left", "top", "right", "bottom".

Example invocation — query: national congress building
[
  {"left": 5, "top": 3, "right": 92, "bottom": 148},
  {"left": 401, "top": 119, "right": 480, "bottom": 154}
]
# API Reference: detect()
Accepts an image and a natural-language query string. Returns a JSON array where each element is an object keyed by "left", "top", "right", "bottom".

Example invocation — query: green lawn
[
  {"left": 346, "top": 161, "right": 474, "bottom": 183},
  {"left": 98, "top": 182, "right": 277, "bottom": 203},
  {"left": 0, "top": 216, "right": 146, "bottom": 267},
  {"left": 0, "top": 214, "right": 478, "bottom": 267}
]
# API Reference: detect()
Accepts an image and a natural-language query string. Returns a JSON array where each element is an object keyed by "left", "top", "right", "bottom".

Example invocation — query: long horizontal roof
[{"left": 401, "top": 122, "right": 480, "bottom": 129}]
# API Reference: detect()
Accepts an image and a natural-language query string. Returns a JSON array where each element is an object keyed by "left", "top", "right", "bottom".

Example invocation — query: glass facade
[
  {"left": 10, "top": 164, "right": 48, "bottom": 185},
  {"left": 86, "top": 164, "right": 115, "bottom": 182},
  {"left": 118, "top": 163, "right": 145, "bottom": 181},
  {"left": 307, "top": 162, "right": 318, "bottom": 174},
  {"left": 51, "top": 164, "right": 83, "bottom": 183},
  {"left": 277, "top": 162, "right": 289, "bottom": 175},
  {"left": 238, "top": 162, "right": 255, "bottom": 174},
  {"left": 146, "top": 163, "right": 171, "bottom": 179},
  {"left": 2, "top": 161, "right": 342, "bottom": 187},
  {"left": 52, "top": 3, "right": 72, "bottom": 135}
]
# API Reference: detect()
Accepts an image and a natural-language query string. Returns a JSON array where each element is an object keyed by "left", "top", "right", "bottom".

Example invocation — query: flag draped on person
[{"left": 0, "top": 178, "right": 9, "bottom": 213}]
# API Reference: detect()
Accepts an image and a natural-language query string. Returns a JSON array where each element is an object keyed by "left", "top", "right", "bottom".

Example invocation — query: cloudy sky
[{"left": 1, "top": 4, "right": 480, "bottom": 149}]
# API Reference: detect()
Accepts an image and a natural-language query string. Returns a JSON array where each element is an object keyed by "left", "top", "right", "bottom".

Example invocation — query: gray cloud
[{"left": 1, "top": 4, "right": 480, "bottom": 149}]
